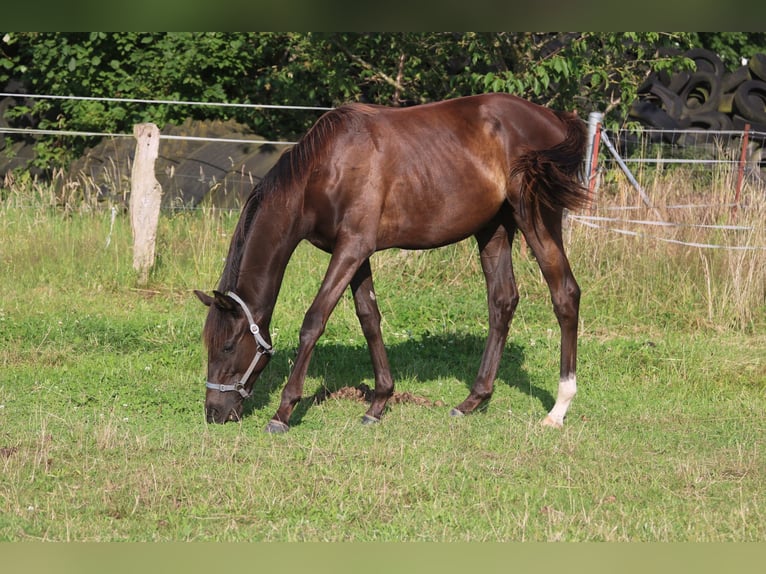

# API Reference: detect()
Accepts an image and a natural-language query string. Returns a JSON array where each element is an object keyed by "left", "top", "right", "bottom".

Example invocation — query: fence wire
[{"left": 2, "top": 95, "right": 765, "bottom": 251}]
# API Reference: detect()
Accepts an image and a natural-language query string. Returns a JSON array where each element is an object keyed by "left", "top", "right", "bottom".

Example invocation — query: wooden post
[{"left": 130, "top": 123, "right": 162, "bottom": 285}]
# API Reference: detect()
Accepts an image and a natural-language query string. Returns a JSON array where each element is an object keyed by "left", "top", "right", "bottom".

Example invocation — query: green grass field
[{"left": 1, "top": 176, "right": 764, "bottom": 541}]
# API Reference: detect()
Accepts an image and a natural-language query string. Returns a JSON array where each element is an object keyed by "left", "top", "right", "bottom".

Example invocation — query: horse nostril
[
  {"left": 227, "top": 407, "right": 243, "bottom": 422},
  {"left": 206, "top": 407, "right": 223, "bottom": 424}
]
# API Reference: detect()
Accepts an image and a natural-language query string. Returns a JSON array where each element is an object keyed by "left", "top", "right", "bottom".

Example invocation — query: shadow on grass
[{"left": 242, "top": 332, "right": 555, "bottom": 428}]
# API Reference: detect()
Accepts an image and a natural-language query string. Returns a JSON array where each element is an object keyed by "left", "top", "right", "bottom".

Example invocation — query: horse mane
[
  {"left": 203, "top": 104, "right": 375, "bottom": 350},
  {"left": 216, "top": 103, "right": 377, "bottom": 294}
]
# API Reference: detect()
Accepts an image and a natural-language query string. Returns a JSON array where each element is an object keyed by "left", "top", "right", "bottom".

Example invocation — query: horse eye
[{"left": 222, "top": 342, "right": 235, "bottom": 354}]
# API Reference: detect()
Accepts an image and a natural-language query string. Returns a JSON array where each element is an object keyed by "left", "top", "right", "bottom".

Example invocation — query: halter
[{"left": 205, "top": 291, "right": 274, "bottom": 399}]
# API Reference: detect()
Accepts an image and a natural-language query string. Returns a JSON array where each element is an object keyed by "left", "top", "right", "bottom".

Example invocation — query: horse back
[{"left": 301, "top": 94, "right": 584, "bottom": 250}]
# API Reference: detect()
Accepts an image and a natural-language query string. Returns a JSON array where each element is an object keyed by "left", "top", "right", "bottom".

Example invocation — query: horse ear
[
  {"left": 194, "top": 290, "right": 215, "bottom": 307},
  {"left": 212, "top": 290, "right": 238, "bottom": 312}
]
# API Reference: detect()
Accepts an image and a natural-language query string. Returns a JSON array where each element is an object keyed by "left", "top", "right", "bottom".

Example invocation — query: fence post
[
  {"left": 584, "top": 112, "right": 603, "bottom": 189},
  {"left": 588, "top": 126, "right": 602, "bottom": 209},
  {"left": 130, "top": 123, "right": 162, "bottom": 286}
]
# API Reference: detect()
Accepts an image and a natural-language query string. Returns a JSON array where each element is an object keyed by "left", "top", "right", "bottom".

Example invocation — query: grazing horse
[{"left": 195, "top": 93, "right": 588, "bottom": 433}]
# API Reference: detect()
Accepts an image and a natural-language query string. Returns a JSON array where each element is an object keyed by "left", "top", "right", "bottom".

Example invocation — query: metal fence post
[{"left": 584, "top": 112, "right": 604, "bottom": 188}]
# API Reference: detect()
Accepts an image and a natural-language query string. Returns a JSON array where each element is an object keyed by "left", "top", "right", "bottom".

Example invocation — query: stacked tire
[{"left": 629, "top": 49, "right": 766, "bottom": 180}]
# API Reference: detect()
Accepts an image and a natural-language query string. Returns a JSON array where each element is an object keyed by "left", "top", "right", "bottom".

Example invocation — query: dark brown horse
[{"left": 195, "top": 93, "right": 588, "bottom": 433}]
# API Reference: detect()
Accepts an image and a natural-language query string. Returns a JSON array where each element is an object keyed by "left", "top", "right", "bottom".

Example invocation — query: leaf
[
  {"left": 552, "top": 56, "right": 570, "bottom": 78},
  {"left": 538, "top": 68, "right": 550, "bottom": 90}
]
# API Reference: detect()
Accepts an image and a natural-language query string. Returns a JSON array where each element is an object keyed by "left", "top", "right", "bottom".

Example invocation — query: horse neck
[{"left": 234, "top": 191, "right": 303, "bottom": 330}]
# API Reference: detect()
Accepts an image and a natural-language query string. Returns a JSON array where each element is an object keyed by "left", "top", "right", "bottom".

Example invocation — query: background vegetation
[{"left": 2, "top": 32, "right": 766, "bottom": 170}]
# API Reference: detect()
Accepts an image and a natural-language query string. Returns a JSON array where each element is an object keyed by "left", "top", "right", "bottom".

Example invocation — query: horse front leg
[
  {"left": 452, "top": 223, "right": 519, "bottom": 416},
  {"left": 350, "top": 259, "right": 394, "bottom": 424},
  {"left": 266, "top": 245, "right": 371, "bottom": 434}
]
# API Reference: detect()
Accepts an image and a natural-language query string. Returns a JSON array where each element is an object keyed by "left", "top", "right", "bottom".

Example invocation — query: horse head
[{"left": 194, "top": 289, "right": 273, "bottom": 423}]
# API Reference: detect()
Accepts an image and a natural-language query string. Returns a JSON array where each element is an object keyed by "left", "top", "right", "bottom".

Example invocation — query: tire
[
  {"left": 667, "top": 71, "right": 691, "bottom": 94},
  {"left": 733, "top": 80, "right": 766, "bottom": 124},
  {"left": 685, "top": 111, "right": 733, "bottom": 131},
  {"left": 638, "top": 79, "right": 685, "bottom": 119},
  {"left": 629, "top": 100, "right": 684, "bottom": 143},
  {"left": 748, "top": 53, "right": 766, "bottom": 82},
  {"left": 679, "top": 71, "right": 723, "bottom": 116},
  {"left": 718, "top": 92, "right": 735, "bottom": 114},
  {"left": 64, "top": 118, "right": 280, "bottom": 208},
  {"left": 680, "top": 111, "right": 733, "bottom": 145},
  {"left": 732, "top": 115, "right": 766, "bottom": 140},
  {"left": 685, "top": 48, "right": 725, "bottom": 78},
  {"left": 722, "top": 65, "right": 751, "bottom": 93}
]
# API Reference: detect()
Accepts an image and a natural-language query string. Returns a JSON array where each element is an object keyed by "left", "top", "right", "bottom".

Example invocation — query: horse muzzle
[{"left": 205, "top": 403, "right": 243, "bottom": 424}]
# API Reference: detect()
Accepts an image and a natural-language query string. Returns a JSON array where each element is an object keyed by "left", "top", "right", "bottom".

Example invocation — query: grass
[{"left": 0, "top": 172, "right": 764, "bottom": 541}]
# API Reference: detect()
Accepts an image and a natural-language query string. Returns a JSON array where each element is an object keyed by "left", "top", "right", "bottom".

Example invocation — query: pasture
[{"left": 0, "top": 173, "right": 764, "bottom": 542}]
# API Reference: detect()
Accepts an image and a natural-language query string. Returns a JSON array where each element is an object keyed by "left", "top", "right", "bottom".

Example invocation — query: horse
[{"left": 194, "top": 92, "right": 589, "bottom": 433}]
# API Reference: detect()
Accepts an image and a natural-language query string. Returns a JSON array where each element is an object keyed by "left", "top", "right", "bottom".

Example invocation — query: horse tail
[{"left": 510, "top": 111, "right": 590, "bottom": 216}]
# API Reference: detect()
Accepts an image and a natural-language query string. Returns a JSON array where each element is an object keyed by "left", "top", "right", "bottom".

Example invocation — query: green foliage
[
  {"left": 693, "top": 32, "right": 766, "bottom": 68},
  {"left": 2, "top": 32, "right": 763, "bottom": 171}
]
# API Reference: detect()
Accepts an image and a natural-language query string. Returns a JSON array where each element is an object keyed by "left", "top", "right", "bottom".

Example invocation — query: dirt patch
[{"left": 312, "top": 383, "right": 445, "bottom": 408}]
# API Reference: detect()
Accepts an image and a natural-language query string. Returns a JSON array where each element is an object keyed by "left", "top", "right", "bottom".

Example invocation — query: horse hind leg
[
  {"left": 515, "top": 206, "right": 580, "bottom": 428},
  {"left": 452, "top": 222, "right": 519, "bottom": 416},
  {"left": 350, "top": 258, "right": 394, "bottom": 424}
]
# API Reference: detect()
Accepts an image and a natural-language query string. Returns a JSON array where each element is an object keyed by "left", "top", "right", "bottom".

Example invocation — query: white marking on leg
[
  {"left": 543, "top": 374, "right": 577, "bottom": 428},
  {"left": 369, "top": 290, "right": 376, "bottom": 301}
]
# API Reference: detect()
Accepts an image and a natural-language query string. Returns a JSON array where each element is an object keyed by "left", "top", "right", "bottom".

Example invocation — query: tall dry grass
[
  {"left": 576, "top": 160, "right": 765, "bottom": 332},
  {"left": 2, "top": 155, "right": 764, "bottom": 334}
]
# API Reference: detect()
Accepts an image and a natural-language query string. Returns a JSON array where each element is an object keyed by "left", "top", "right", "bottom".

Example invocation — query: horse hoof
[
  {"left": 449, "top": 408, "right": 465, "bottom": 417},
  {"left": 265, "top": 419, "right": 290, "bottom": 434},
  {"left": 361, "top": 414, "right": 380, "bottom": 425},
  {"left": 541, "top": 415, "right": 563, "bottom": 429}
]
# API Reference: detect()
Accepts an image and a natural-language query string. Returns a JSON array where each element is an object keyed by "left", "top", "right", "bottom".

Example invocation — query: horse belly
[{"left": 377, "top": 179, "right": 506, "bottom": 249}]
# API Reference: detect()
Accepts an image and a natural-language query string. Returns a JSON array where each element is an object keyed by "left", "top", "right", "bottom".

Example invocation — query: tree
[
  {"left": 315, "top": 33, "right": 697, "bottom": 124},
  {"left": 0, "top": 31, "right": 745, "bottom": 172},
  {"left": 693, "top": 32, "right": 766, "bottom": 68}
]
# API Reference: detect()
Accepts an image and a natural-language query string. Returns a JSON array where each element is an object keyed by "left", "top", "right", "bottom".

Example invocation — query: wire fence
[
  {"left": 0, "top": 125, "right": 299, "bottom": 146},
  {"left": 0, "top": 93, "right": 328, "bottom": 211},
  {"left": 1, "top": 93, "right": 765, "bottom": 251},
  {"left": 0, "top": 91, "right": 334, "bottom": 111},
  {"left": 575, "top": 120, "right": 766, "bottom": 251}
]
